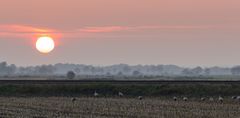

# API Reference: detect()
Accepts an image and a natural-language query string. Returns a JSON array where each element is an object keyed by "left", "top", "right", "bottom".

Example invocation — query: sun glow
[{"left": 36, "top": 36, "right": 55, "bottom": 53}]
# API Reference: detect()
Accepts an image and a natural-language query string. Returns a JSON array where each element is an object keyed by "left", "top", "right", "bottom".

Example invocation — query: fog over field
[{"left": 1, "top": 61, "right": 240, "bottom": 77}]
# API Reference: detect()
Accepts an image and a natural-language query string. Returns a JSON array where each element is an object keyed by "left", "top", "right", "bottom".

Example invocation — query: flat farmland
[{"left": 0, "top": 97, "right": 239, "bottom": 118}]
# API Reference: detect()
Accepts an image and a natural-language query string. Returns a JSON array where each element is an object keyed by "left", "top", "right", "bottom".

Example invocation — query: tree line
[{"left": 1, "top": 62, "right": 240, "bottom": 77}]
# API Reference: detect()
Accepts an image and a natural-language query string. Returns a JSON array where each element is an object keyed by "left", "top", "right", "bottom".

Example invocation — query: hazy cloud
[{"left": 0, "top": 24, "right": 221, "bottom": 39}]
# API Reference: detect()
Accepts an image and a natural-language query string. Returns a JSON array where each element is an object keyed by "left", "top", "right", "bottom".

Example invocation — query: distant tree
[
  {"left": 181, "top": 69, "right": 193, "bottom": 76},
  {"left": 106, "top": 72, "right": 111, "bottom": 76},
  {"left": 117, "top": 71, "right": 123, "bottom": 76},
  {"left": 0, "top": 62, "right": 7, "bottom": 75},
  {"left": 156, "top": 65, "right": 164, "bottom": 74},
  {"left": 67, "top": 71, "right": 76, "bottom": 79},
  {"left": 181, "top": 67, "right": 203, "bottom": 76},
  {"left": 36, "top": 65, "right": 56, "bottom": 75},
  {"left": 231, "top": 66, "right": 240, "bottom": 75},
  {"left": 204, "top": 68, "right": 211, "bottom": 75},
  {"left": 89, "top": 66, "right": 96, "bottom": 75},
  {"left": 7, "top": 64, "right": 16, "bottom": 75},
  {"left": 0, "top": 62, "right": 7, "bottom": 68},
  {"left": 74, "top": 68, "right": 81, "bottom": 75},
  {"left": 132, "top": 70, "right": 141, "bottom": 76},
  {"left": 0, "top": 62, "right": 17, "bottom": 76},
  {"left": 122, "top": 65, "right": 131, "bottom": 74},
  {"left": 191, "top": 67, "right": 203, "bottom": 75},
  {"left": 83, "top": 66, "right": 94, "bottom": 75}
]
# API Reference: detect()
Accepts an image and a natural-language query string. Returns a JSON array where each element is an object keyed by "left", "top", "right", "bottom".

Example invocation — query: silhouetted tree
[{"left": 67, "top": 71, "right": 76, "bottom": 79}]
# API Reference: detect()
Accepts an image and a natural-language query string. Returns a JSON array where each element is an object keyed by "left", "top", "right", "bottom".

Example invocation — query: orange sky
[{"left": 0, "top": 0, "right": 240, "bottom": 67}]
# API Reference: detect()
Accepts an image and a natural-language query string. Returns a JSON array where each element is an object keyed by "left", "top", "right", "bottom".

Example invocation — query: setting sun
[{"left": 36, "top": 36, "right": 55, "bottom": 53}]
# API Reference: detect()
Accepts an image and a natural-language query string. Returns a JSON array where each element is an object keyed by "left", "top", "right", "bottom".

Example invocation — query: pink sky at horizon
[{"left": 0, "top": 0, "right": 240, "bottom": 67}]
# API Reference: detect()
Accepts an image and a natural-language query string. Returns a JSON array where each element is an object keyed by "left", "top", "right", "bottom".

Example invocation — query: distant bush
[{"left": 66, "top": 71, "right": 75, "bottom": 79}]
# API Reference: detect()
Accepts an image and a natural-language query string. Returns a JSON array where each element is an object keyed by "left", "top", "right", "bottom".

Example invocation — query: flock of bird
[
  {"left": 71, "top": 91, "right": 240, "bottom": 103},
  {"left": 173, "top": 96, "right": 224, "bottom": 102},
  {"left": 172, "top": 96, "right": 240, "bottom": 103}
]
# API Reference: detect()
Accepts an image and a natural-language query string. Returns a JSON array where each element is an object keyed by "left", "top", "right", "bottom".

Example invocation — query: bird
[
  {"left": 232, "top": 96, "right": 237, "bottom": 100},
  {"left": 183, "top": 97, "right": 188, "bottom": 101},
  {"left": 209, "top": 97, "right": 214, "bottom": 102},
  {"left": 173, "top": 96, "right": 177, "bottom": 101},
  {"left": 201, "top": 97, "right": 206, "bottom": 101},
  {"left": 138, "top": 96, "right": 143, "bottom": 100},
  {"left": 218, "top": 96, "right": 223, "bottom": 103},
  {"left": 94, "top": 91, "right": 99, "bottom": 97},
  {"left": 236, "top": 96, "right": 240, "bottom": 101},
  {"left": 118, "top": 92, "right": 124, "bottom": 97},
  {"left": 71, "top": 97, "right": 77, "bottom": 103}
]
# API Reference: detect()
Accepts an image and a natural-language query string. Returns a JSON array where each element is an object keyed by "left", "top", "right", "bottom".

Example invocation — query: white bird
[
  {"left": 209, "top": 97, "right": 214, "bottom": 102},
  {"left": 118, "top": 92, "right": 124, "bottom": 97},
  {"left": 201, "top": 97, "right": 206, "bottom": 101},
  {"left": 218, "top": 96, "right": 223, "bottom": 103},
  {"left": 232, "top": 96, "right": 237, "bottom": 100},
  {"left": 138, "top": 96, "right": 143, "bottom": 100},
  {"left": 71, "top": 97, "right": 77, "bottom": 103},
  {"left": 183, "top": 97, "right": 188, "bottom": 101},
  {"left": 173, "top": 96, "right": 177, "bottom": 101},
  {"left": 236, "top": 96, "right": 240, "bottom": 101},
  {"left": 94, "top": 91, "right": 99, "bottom": 97}
]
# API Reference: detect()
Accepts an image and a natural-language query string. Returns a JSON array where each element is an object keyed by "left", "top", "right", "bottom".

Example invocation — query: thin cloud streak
[
  {"left": 0, "top": 24, "right": 61, "bottom": 39},
  {"left": 77, "top": 25, "right": 218, "bottom": 33},
  {"left": 0, "top": 24, "right": 226, "bottom": 39},
  {"left": 0, "top": 24, "right": 56, "bottom": 34}
]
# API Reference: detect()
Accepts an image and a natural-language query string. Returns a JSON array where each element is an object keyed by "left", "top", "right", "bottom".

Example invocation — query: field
[
  {"left": 0, "top": 79, "right": 239, "bottom": 117},
  {"left": 0, "top": 97, "right": 239, "bottom": 118},
  {"left": 0, "top": 81, "right": 240, "bottom": 97}
]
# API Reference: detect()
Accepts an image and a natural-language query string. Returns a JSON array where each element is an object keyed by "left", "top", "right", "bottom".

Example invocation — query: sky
[{"left": 0, "top": 0, "right": 240, "bottom": 67}]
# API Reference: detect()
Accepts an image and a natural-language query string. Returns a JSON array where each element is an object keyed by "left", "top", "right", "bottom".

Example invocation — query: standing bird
[
  {"left": 138, "top": 96, "right": 143, "bottom": 100},
  {"left": 183, "top": 97, "right": 188, "bottom": 101},
  {"left": 236, "top": 96, "right": 240, "bottom": 101},
  {"left": 173, "top": 96, "right": 177, "bottom": 101},
  {"left": 209, "top": 97, "right": 214, "bottom": 102},
  {"left": 232, "top": 96, "right": 237, "bottom": 100},
  {"left": 94, "top": 91, "right": 99, "bottom": 97},
  {"left": 118, "top": 92, "right": 124, "bottom": 97},
  {"left": 218, "top": 96, "right": 223, "bottom": 103},
  {"left": 201, "top": 97, "right": 206, "bottom": 101},
  {"left": 71, "top": 97, "right": 77, "bottom": 103}
]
